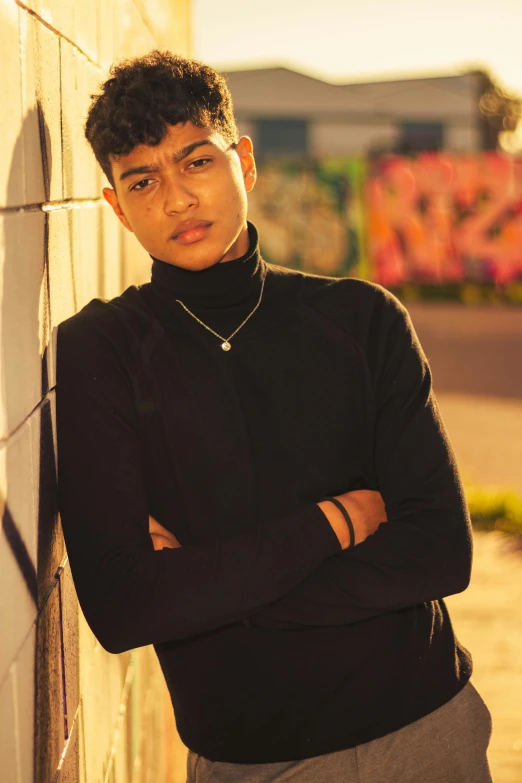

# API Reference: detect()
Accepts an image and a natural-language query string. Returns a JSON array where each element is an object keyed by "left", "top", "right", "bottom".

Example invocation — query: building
[{"left": 222, "top": 66, "right": 494, "bottom": 162}]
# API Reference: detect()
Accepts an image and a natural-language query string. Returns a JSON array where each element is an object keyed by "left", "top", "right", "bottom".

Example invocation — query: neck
[{"left": 149, "top": 221, "right": 265, "bottom": 309}]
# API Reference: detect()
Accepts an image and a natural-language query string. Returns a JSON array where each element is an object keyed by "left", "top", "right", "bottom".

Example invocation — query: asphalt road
[
  {"left": 406, "top": 302, "right": 522, "bottom": 495},
  {"left": 406, "top": 302, "right": 522, "bottom": 400}
]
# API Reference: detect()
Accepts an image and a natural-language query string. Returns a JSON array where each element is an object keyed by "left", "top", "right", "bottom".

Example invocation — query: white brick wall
[{"left": 0, "top": 1, "right": 192, "bottom": 781}]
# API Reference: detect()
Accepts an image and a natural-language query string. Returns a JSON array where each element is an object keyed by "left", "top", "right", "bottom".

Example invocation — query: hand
[
  {"left": 149, "top": 514, "right": 182, "bottom": 550},
  {"left": 317, "top": 489, "right": 387, "bottom": 549}
]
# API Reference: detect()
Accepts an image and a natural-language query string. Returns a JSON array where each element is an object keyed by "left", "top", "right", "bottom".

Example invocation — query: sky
[{"left": 193, "top": 0, "right": 522, "bottom": 97}]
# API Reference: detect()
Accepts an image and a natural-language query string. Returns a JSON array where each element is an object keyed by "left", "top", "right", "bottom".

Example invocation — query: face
[{"left": 103, "top": 122, "right": 257, "bottom": 270}]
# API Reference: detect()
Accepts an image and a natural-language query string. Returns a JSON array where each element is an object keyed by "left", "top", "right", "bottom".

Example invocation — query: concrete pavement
[
  {"left": 406, "top": 302, "right": 522, "bottom": 782},
  {"left": 446, "top": 532, "right": 522, "bottom": 783}
]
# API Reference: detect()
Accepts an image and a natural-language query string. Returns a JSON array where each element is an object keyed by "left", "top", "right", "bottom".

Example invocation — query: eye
[
  {"left": 129, "top": 178, "right": 154, "bottom": 192},
  {"left": 187, "top": 157, "right": 212, "bottom": 170}
]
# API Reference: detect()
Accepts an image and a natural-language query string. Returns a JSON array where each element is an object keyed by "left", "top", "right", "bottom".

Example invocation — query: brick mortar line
[
  {"left": 14, "top": 0, "right": 103, "bottom": 71},
  {"left": 37, "top": 555, "right": 69, "bottom": 617},
  {"left": 50, "top": 653, "right": 135, "bottom": 783},
  {"left": 0, "top": 390, "right": 56, "bottom": 450},
  {"left": 57, "top": 572, "right": 70, "bottom": 740},
  {"left": 0, "top": 198, "right": 103, "bottom": 215},
  {"left": 0, "top": 553, "right": 68, "bottom": 693},
  {"left": 51, "top": 712, "right": 76, "bottom": 783},
  {"left": 42, "top": 198, "right": 102, "bottom": 212},
  {"left": 131, "top": 0, "right": 162, "bottom": 49},
  {"left": 103, "top": 660, "right": 136, "bottom": 783}
]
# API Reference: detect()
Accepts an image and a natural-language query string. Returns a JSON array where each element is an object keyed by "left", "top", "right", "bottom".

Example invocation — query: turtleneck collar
[{"left": 149, "top": 220, "right": 266, "bottom": 310}]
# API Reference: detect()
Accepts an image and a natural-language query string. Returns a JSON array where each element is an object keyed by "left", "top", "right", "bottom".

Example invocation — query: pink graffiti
[{"left": 367, "top": 152, "right": 522, "bottom": 285}]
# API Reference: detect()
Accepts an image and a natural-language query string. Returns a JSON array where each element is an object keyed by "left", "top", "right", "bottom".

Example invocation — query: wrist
[{"left": 317, "top": 500, "right": 350, "bottom": 550}]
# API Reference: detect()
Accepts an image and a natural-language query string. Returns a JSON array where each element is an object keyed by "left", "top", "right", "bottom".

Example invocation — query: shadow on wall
[{"left": 1, "top": 101, "right": 79, "bottom": 781}]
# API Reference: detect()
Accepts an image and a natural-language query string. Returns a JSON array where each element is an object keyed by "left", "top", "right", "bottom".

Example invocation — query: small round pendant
[{"left": 221, "top": 341, "right": 231, "bottom": 351}]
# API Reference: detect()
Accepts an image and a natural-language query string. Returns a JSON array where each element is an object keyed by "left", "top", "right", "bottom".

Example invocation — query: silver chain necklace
[{"left": 175, "top": 275, "right": 266, "bottom": 351}]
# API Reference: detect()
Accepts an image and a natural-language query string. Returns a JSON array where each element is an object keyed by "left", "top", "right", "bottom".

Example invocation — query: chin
[
  {"left": 177, "top": 241, "right": 234, "bottom": 270},
  {"left": 164, "top": 252, "right": 224, "bottom": 271}
]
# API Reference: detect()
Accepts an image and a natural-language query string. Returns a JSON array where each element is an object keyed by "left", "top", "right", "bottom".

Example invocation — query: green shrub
[{"left": 464, "top": 485, "right": 522, "bottom": 536}]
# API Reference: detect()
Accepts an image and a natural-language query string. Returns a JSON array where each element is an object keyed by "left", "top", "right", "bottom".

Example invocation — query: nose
[{"left": 163, "top": 175, "right": 198, "bottom": 215}]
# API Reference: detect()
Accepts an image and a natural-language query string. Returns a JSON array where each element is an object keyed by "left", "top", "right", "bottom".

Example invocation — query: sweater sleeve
[
  {"left": 55, "top": 308, "right": 342, "bottom": 653},
  {"left": 246, "top": 288, "right": 473, "bottom": 629}
]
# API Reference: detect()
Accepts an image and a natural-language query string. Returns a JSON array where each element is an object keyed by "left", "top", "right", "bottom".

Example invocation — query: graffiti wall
[
  {"left": 247, "top": 159, "right": 369, "bottom": 278},
  {"left": 368, "top": 152, "right": 522, "bottom": 287},
  {"left": 248, "top": 153, "right": 522, "bottom": 290}
]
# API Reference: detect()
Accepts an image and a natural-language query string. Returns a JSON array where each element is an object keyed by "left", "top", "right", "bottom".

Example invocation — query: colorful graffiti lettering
[
  {"left": 247, "top": 159, "right": 366, "bottom": 277},
  {"left": 249, "top": 153, "right": 522, "bottom": 287},
  {"left": 367, "top": 152, "right": 522, "bottom": 286}
]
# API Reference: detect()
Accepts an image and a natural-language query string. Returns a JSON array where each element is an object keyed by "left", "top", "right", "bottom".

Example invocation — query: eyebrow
[{"left": 118, "top": 139, "right": 220, "bottom": 182}]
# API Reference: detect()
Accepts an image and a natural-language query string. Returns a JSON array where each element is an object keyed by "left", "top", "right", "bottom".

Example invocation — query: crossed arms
[
  {"left": 149, "top": 489, "right": 388, "bottom": 552},
  {"left": 56, "top": 289, "right": 472, "bottom": 653}
]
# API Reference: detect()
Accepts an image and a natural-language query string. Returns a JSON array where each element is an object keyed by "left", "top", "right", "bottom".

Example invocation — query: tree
[{"left": 474, "top": 69, "right": 522, "bottom": 150}]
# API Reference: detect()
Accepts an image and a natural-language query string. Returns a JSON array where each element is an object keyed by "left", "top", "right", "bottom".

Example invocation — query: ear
[
  {"left": 235, "top": 136, "right": 257, "bottom": 193},
  {"left": 102, "top": 187, "right": 134, "bottom": 232}
]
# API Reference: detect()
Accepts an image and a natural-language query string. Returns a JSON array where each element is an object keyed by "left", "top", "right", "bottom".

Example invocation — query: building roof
[{"left": 222, "top": 66, "right": 479, "bottom": 121}]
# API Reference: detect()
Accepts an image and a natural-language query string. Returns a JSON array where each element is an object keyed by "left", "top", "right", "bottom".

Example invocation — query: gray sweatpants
[{"left": 186, "top": 681, "right": 493, "bottom": 782}]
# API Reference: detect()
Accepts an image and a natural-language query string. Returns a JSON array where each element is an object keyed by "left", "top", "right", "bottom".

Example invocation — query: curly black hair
[{"left": 85, "top": 50, "right": 240, "bottom": 187}]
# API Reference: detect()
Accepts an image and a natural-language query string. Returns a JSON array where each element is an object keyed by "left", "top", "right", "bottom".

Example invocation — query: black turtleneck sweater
[{"left": 56, "top": 221, "right": 473, "bottom": 764}]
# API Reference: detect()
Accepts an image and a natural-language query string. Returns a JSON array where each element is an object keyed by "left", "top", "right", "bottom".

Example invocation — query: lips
[{"left": 172, "top": 219, "right": 212, "bottom": 239}]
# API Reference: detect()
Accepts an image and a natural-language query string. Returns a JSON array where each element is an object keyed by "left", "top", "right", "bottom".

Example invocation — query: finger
[{"left": 151, "top": 533, "right": 176, "bottom": 550}]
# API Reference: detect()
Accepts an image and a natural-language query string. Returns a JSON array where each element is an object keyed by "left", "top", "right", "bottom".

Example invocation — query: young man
[{"left": 56, "top": 51, "right": 493, "bottom": 782}]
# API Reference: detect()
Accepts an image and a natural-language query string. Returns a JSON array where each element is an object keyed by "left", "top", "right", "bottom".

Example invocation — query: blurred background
[
  {"left": 197, "top": 4, "right": 522, "bottom": 780},
  {"left": 197, "top": 3, "right": 522, "bottom": 781},
  {"left": 1, "top": 0, "right": 521, "bottom": 781}
]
